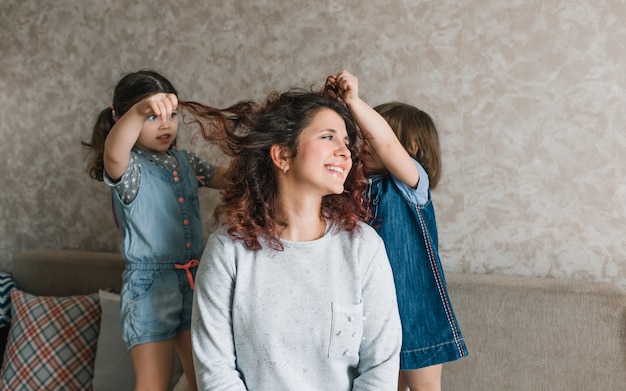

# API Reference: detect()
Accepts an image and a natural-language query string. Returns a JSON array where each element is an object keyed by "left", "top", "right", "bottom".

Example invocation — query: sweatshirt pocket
[{"left": 328, "top": 301, "right": 364, "bottom": 359}]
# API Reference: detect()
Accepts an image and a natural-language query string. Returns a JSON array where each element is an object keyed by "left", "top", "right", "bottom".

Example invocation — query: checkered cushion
[
  {"left": 0, "top": 290, "right": 101, "bottom": 390},
  {"left": 0, "top": 272, "right": 16, "bottom": 328}
]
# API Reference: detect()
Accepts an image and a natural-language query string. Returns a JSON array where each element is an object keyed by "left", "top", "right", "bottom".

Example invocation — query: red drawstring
[{"left": 175, "top": 259, "right": 200, "bottom": 289}]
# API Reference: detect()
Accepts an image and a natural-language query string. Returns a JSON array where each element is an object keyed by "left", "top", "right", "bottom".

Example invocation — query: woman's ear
[
  {"left": 270, "top": 144, "right": 289, "bottom": 174},
  {"left": 411, "top": 141, "right": 419, "bottom": 156}
]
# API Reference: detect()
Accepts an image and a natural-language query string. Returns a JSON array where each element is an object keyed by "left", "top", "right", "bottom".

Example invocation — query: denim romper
[
  {"left": 367, "top": 173, "right": 468, "bottom": 369},
  {"left": 112, "top": 150, "right": 203, "bottom": 348}
]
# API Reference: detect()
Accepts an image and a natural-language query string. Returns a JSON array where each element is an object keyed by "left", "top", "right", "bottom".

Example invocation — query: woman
[{"left": 189, "top": 89, "right": 402, "bottom": 390}]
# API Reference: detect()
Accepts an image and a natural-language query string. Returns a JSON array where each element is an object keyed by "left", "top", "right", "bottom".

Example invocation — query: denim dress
[{"left": 367, "top": 172, "right": 468, "bottom": 370}]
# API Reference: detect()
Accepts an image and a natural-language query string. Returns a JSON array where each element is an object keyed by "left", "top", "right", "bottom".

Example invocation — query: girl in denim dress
[{"left": 329, "top": 70, "right": 468, "bottom": 391}]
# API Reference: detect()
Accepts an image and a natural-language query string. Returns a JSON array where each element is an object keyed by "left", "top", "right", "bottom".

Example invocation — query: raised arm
[
  {"left": 104, "top": 92, "right": 177, "bottom": 181},
  {"left": 332, "top": 70, "right": 419, "bottom": 188}
]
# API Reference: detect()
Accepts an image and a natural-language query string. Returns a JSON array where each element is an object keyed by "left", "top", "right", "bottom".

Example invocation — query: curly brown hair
[{"left": 184, "top": 89, "right": 369, "bottom": 250}]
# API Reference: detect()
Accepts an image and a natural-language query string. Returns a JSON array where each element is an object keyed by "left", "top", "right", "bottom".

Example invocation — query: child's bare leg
[
  {"left": 131, "top": 340, "right": 175, "bottom": 391},
  {"left": 398, "top": 364, "right": 442, "bottom": 391},
  {"left": 174, "top": 329, "right": 198, "bottom": 391}
]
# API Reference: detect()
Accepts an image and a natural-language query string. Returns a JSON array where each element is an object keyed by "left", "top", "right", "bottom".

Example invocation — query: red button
[
  {"left": 183, "top": 219, "right": 189, "bottom": 225},
  {"left": 178, "top": 197, "right": 184, "bottom": 203},
  {"left": 185, "top": 242, "right": 191, "bottom": 248}
]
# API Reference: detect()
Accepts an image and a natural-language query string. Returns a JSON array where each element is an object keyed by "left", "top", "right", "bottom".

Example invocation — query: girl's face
[
  {"left": 287, "top": 108, "right": 353, "bottom": 196},
  {"left": 135, "top": 111, "right": 179, "bottom": 153},
  {"left": 360, "top": 139, "right": 386, "bottom": 175}
]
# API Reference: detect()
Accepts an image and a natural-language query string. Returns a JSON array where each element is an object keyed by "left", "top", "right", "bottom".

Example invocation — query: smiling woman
[
  {"left": 185, "top": 87, "right": 403, "bottom": 390},
  {"left": 275, "top": 108, "right": 353, "bottom": 215}
]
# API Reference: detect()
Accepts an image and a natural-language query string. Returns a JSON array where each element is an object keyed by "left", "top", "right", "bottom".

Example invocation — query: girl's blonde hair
[{"left": 374, "top": 102, "right": 442, "bottom": 189}]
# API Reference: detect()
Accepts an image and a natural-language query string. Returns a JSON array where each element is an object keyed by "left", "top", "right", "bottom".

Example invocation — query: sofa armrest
[{"left": 12, "top": 249, "right": 124, "bottom": 296}]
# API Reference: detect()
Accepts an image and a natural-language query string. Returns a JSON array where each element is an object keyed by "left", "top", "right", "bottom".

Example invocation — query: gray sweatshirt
[{"left": 192, "top": 221, "right": 402, "bottom": 391}]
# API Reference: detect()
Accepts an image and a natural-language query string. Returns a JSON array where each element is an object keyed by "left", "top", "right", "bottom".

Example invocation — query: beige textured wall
[{"left": 1, "top": 0, "right": 624, "bottom": 286}]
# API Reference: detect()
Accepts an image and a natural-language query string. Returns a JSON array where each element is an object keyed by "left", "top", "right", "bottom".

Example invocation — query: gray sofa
[
  {"left": 7, "top": 249, "right": 626, "bottom": 390},
  {"left": 4, "top": 249, "right": 184, "bottom": 390},
  {"left": 443, "top": 272, "right": 626, "bottom": 390}
]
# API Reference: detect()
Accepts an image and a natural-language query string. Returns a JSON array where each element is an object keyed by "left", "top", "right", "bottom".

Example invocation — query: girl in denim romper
[
  {"left": 83, "top": 70, "right": 226, "bottom": 391},
  {"left": 330, "top": 70, "right": 468, "bottom": 391}
]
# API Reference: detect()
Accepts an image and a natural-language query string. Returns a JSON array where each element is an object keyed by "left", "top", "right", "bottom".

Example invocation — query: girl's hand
[
  {"left": 328, "top": 70, "right": 360, "bottom": 105},
  {"left": 136, "top": 92, "right": 178, "bottom": 122},
  {"left": 103, "top": 92, "right": 178, "bottom": 181},
  {"left": 335, "top": 70, "right": 359, "bottom": 99}
]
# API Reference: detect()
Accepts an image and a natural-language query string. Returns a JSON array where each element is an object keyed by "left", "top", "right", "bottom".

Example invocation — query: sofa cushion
[
  {"left": 0, "top": 272, "right": 16, "bottom": 328},
  {"left": 442, "top": 272, "right": 626, "bottom": 390},
  {"left": 0, "top": 290, "right": 100, "bottom": 390},
  {"left": 0, "top": 272, "right": 16, "bottom": 368},
  {"left": 92, "top": 290, "right": 135, "bottom": 391},
  {"left": 92, "top": 290, "right": 185, "bottom": 390}
]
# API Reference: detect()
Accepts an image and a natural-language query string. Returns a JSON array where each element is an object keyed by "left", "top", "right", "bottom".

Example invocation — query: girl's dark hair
[
  {"left": 185, "top": 89, "right": 369, "bottom": 250},
  {"left": 374, "top": 102, "right": 442, "bottom": 189},
  {"left": 82, "top": 70, "right": 178, "bottom": 181}
]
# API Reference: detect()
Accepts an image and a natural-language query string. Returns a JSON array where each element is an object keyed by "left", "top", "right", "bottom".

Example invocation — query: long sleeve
[
  {"left": 191, "top": 234, "right": 247, "bottom": 391},
  {"left": 192, "top": 224, "right": 401, "bottom": 391},
  {"left": 353, "top": 238, "right": 402, "bottom": 390}
]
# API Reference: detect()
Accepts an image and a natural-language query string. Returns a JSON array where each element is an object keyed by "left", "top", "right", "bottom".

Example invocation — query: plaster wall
[{"left": 1, "top": 0, "right": 624, "bottom": 285}]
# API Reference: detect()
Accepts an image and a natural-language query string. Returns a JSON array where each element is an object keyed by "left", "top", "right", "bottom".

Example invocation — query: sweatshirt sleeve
[
  {"left": 353, "top": 231, "right": 402, "bottom": 390},
  {"left": 191, "top": 234, "right": 247, "bottom": 390}
]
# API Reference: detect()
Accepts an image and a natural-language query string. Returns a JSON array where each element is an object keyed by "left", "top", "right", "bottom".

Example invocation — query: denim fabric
[
  {"left": 112, "top": 149, "right": 202, "bottom": 348},
  {"left": 121, "top": 264, "right": 195, "bottom": 348},
  {"left": 112, "top": 150, "right": 205, "bottom": 264},
  {"left": 367, "top": 173, "right": 468, "bottom": 369}
]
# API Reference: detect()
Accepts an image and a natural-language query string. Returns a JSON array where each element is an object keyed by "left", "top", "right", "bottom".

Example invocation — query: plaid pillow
[
  {"left": 0, "top": 272, "right": 16, "bottom": 328},
  {"left": 0, "top": 290, "right": 101, "bottom": 390}
]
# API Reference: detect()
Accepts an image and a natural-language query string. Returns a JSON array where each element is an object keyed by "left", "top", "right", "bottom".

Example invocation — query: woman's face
[{"left": 287, "top": 108, "right": 353, "bottom": 197}]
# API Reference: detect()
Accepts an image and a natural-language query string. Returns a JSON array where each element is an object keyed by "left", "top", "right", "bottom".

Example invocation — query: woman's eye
[
  {"left": 147, "top": 114, "right": 158, "bottom": 121},
  {"left": 170, "top": 111, "right": 178, "bottom": 119},
  {"left": 322, "top": 134, "right": 333, "bottom": 140}
]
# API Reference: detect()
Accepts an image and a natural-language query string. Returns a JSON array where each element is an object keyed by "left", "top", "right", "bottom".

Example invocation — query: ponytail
[
  {"left": 82, "top": 107, "right": 115, "bottom": 181},
  {"left": 83, "top": 69, "right": 180, "bottom": 182}
]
